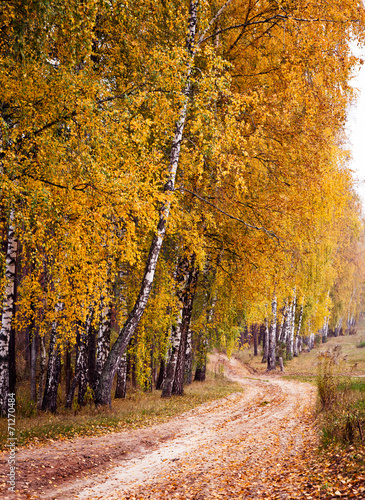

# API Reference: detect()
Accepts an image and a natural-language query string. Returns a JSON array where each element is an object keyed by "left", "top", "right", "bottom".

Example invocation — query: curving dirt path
[{"left": 0, "top": 355, "right": 317, "bottom": 500}]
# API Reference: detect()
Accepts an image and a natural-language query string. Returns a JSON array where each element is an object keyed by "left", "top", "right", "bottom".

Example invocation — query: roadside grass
[
  {"left": 0, "top": 371, "right": 243, "bottom": 451},
  {"left": 233, "top": 323, "right": 365, "bottom": 496}
]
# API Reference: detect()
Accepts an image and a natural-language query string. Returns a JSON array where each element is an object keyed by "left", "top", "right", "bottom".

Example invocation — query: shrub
[{"left": 317, "top": 346, "right": 365, "bottom": 445}]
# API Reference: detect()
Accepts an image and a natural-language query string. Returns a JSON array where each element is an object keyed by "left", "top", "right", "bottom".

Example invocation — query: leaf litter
[{"left": 1, "top": 354, "right": 364, "bottom": 499}]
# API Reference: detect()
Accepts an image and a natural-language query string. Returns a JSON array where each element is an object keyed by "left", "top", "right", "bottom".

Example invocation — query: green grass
[{"left": 0, "top": 373, "right": 243, "bottom": 451}]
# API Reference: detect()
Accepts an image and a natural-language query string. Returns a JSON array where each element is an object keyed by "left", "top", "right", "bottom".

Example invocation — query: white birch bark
[
  {"left": 184, "top": 329, "right": 193, "bottom": 385},
  {"left": 41, "top": 305, "right": 63, "bottom": 413},
  {"left": 115, "top": 352, "right": 127, "bottom": 399},
  {"left": 161, "top": 309, "right": 183, "bottom": 398},
  {"left": 0, "top": 211, "right": 18, "bottom": 415},
  {"left": 277, "top": 301, "right": 288, "bottom": 343},
  {"left": 286, "top": 290, "right": 296, "bottom": 360},
  {"left": 262, "top": 316, "right": 269, "bottom": 363},
  {"left": 293, "top": 304, "right": 303, "bottom": 357},
  {"left": 334, "top": 317, "right": 343, "bottom": 337},
  {"left": 267, "top": 296, "right": 277, "bottom": 370},
  {"left": 94, "top": 1, "right": 200, "bottom": 406},
  {"left": 94, "top": 297, "right": 111, "bottom": 393}
]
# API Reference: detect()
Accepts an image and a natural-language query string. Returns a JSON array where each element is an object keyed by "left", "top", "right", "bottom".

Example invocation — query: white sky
[{"left": 347, "top": 43, "right": 365, "bottom": 204}]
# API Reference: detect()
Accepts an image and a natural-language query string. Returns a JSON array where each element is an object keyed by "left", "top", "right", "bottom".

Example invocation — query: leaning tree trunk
[
  {"left": 172, "top": 259, "right": 199, "bottom": 396},
  {"left": 94, "top": 2, "right": 199, "bottom": 407},
  {"left": 0, "top": 212, "right": 18, "bottom": 416},
  {"left": 267, "top": 296, "right": 277, "bottom": 371},
  {"left": 42, "top": 318, "right": 62, "bottom": 413}
]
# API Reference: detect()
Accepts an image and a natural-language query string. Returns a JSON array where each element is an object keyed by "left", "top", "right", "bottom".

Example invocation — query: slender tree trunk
[
  {"left": 194, "top": 365, "right": 206, "bottom": 381},
  {"left": 156, "top": 358, "right": 166, "bottom": 390},
  {"left": 42, "top": 319, "right": 62, "bottom": 413},
  {"left": 115, "top": 352, "right": 127, "bottom": 399},
  {"left": 184, "top": 330, "right": 193, "bottom": 385},
  {"left": 194, "top": 331, "right": 208, "bottom": 382},
  {"left": 334, "top": 317, "right": 342, "bottom": 337},
  {"left": 94, "top": 1, "right": 199, "bottom": 407},
  {"left": 262, "top": 318, "right": 269, "bottom": 363},
  {"left": 65, "top": 343, "right": 72, "bottom": 400},
  {"left": 30, "top": 325, "right": 38, "bottom": 402},
  {"left": 66, "top": 314, "right": 93, "bottom": 407},
  {"left": 277, "top": 302, "right": 288, "bottom": 343},
  {"left": 252, "top": 324, "right": 258, "bottom": 356},
  {"left": 88, "top": 319, "right": 96, "bottom": 391},
  {"left": 322, "top": 317, "right": 329, "bottom": 342},
  {"left": 94, "top": 299, "right": 111, "bottom": 395},
  {"left": 37, "top": 334, "right": 46, "bottom": 409},
  {"left": 172, "top": 260, "right": 199, "bottom": 395},
  {"left": 0, "top": 212, "right": 18, "bottom": 415},
  {"left": 161, "top": 321, "right": 182, "bottom": 398},
  {"left": 294, "top": 304, "right": 303, "bottom": 356},
  {"left": 267, "top": 296, "right": 277, "bottom": 371},
  {"left": 286, "top": 292, "right": 296, "bottom": 360}
]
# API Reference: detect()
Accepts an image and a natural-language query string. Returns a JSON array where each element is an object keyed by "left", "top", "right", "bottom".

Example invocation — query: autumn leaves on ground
[
  {"left": 1, "top": 328, "right": 365, "bottom": 500},
  {"left": 2, "top": 1, "right": 365, "bottom": 499}
]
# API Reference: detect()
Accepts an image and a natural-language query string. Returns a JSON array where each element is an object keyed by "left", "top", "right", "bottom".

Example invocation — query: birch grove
[{"left": 0, "top": 0, "right": 365, "bottom": 411}]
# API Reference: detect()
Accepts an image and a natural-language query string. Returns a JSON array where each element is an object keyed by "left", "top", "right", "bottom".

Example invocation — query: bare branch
[
  {"left": 178, "top": 186, "right": 282, "bottom": 243},
  {"left": 197, "top": 0, "right": 234, "bottom": 46}
]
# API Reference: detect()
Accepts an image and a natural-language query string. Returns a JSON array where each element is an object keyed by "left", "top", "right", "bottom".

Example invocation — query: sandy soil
[{"left": 0, "top": 355, "right": 317, "bottom": 500}]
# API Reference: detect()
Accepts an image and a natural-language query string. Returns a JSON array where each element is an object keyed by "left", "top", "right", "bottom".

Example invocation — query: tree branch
[{"left": 178, "top": 186, "right": 283, "bottom": 243}]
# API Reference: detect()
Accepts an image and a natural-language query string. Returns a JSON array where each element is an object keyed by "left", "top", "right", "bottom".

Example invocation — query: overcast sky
[{"left": 347, "top": 43, "right": 365, "bottom": 204}]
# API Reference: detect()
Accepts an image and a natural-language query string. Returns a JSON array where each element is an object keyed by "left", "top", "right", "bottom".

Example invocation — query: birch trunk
[
  {"left": 115, "top": 352, "right": 127, "bottom": 399},
  {"left": 267, "top": 296, "right": 277, "bottom": 370},
  {"left": 262, "top": 317, "right": 269, "bottom": 363},
  {"left": 322, "top": 317, "right": 329, "bottom": 343},
  {"left": 172, "top": 261, "right": 199, "bottom": 395},
  {"left": 0, "top": 212, "right": 18, "bottom": 415},
  {"left": 184, "top": 330, "right": 193, "bottom": 385},
  {"left": 88, "top": 319, "right": 96, "bottom": 391},
  {"left": 334, "top": 317, "right": 342, "bottom": 337},
  {"left": 252, "top": 324, "right": 258, "bottom": 356},
  {"left": 161, "top": 322, "right": 182, "bottom": 398},
  {"left": 30, "top": 327, "right": 38, "bottom": 402},
  {"left": 277, "top": 302, "right": 288, "bottom": 343},
  {"left": 37, "top": 334, "right": 46, "bottom": 409},
  {"left": 65, "top": 344, "right": 72, "bottom": 400},
  {"left": 294, "top": 304, "right": 303, "bottom": 357},
  {"left": 42, "top": 318, "right": 62, "bottom": 413},
  {"left": 286, "top": 292, "right": 296, "bottom": 360},
  {"left": 94, "top": 1, "right": 199, "bottom": 407},
  {"left": 93, "top": 299, "right": 111, "bottom": 395}
]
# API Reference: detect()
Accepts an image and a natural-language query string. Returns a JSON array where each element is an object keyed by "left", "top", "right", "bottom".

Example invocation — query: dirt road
[{"left": 1, "top": 355, "right": 317, "bottom": 499}]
